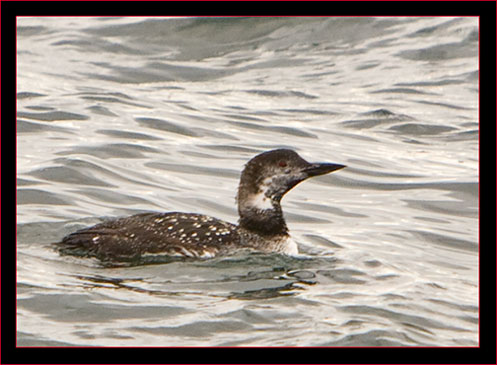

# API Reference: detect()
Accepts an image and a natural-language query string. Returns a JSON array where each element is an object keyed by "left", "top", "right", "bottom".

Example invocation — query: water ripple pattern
[{"left": 17, "top": 17, "right": 478, "bottom": 347}]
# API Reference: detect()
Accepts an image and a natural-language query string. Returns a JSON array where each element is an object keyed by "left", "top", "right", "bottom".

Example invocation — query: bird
[{"left": 56, "top": 149, "right": 345, "bottom": 261}]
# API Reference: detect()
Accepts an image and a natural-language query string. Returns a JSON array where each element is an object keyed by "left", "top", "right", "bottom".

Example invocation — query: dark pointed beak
[{"left": 304, "top": 162, "right": 346, "bottom": 177}]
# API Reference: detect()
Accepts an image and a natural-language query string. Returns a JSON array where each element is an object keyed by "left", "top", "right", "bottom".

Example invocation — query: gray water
[{"left": 17, "top": 17, "right": 478, "bottom": 347}]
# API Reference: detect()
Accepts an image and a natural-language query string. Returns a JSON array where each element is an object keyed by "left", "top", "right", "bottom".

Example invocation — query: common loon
[{"left": 56, "top": 149, "right": 345, "bottom": 261}]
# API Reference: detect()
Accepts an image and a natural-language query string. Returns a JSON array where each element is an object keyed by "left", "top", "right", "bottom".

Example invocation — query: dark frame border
[{"left": 3, "top": 1, "right": 495, "bottom": 364}]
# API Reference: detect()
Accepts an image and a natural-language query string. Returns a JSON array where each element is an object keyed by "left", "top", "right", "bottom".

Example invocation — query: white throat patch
[
  {"left": 247, "top": 191, "right": 273, "bottom": 210},
  {"left": 245, "top": 177, "right": 275, "bottom": 211}
]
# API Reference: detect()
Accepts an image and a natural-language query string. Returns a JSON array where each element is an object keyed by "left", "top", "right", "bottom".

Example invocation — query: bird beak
[{"left": 304, "top": 162, "right": 346, "bottom": 177}]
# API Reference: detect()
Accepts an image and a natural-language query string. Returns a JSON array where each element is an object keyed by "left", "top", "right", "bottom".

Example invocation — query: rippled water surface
[{"left": 17, "top": 17, "right": 478, "bottom": 347}]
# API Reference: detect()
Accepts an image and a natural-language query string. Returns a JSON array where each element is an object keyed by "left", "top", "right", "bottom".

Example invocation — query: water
[{"left": 17, "top": 17, "right": 478, "bottom": 347}]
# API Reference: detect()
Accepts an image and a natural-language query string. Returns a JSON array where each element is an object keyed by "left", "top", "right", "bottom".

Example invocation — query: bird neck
[{"left": 237, "top": 198, "right": 289, "bottom": 237}]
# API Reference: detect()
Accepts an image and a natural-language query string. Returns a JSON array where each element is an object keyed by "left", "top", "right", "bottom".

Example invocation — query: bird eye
[{"left": 279, "top": 161, "right": 287, "bottom": 167}]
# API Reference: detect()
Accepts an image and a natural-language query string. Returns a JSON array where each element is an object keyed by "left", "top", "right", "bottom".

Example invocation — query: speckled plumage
[{"left": 56, "top": 149, "right": 345, "bottom": 261}]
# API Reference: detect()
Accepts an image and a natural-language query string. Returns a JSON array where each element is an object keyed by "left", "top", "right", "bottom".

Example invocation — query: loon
[{"left": 56, "top": 149, "right": 345, "bottom": 261}]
